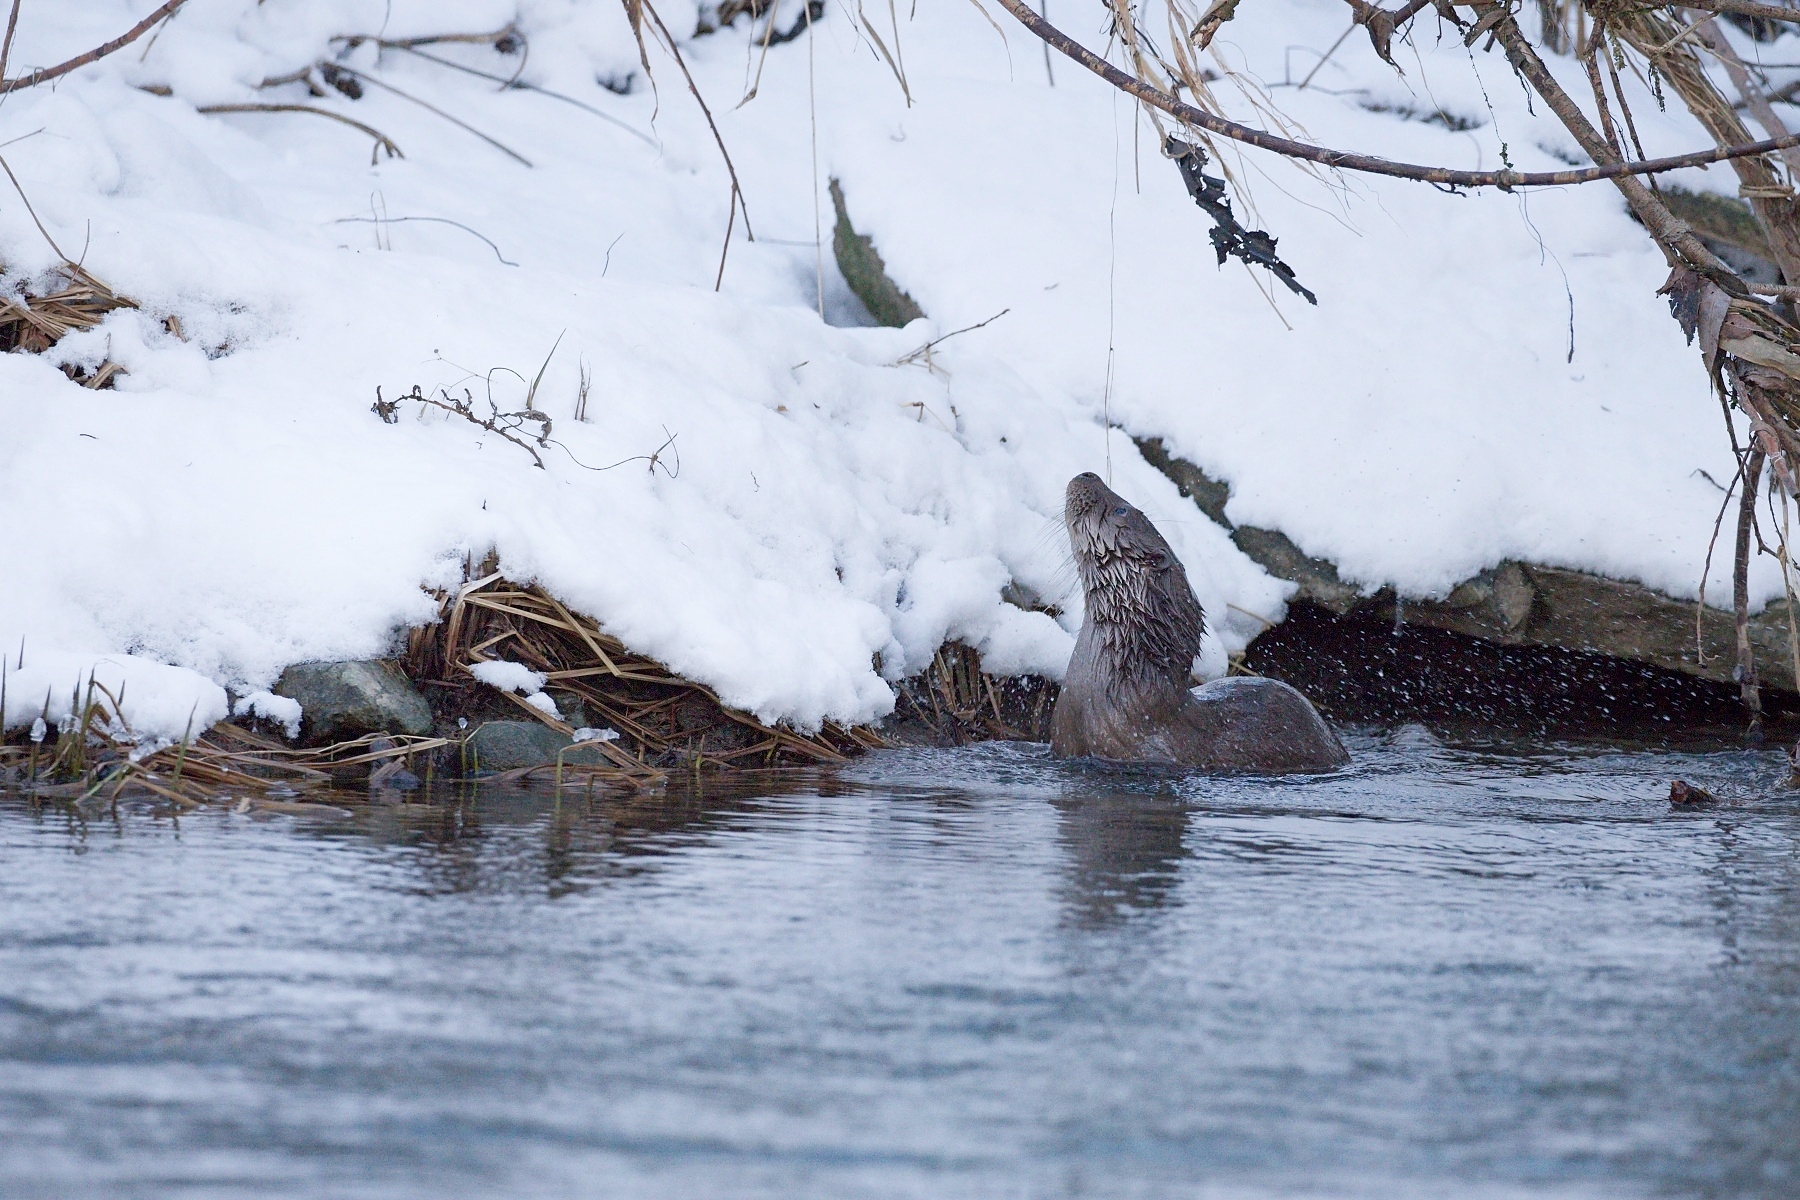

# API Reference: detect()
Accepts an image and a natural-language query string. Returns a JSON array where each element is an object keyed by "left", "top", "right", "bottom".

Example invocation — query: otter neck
[{"left": 1072, "top": 605, "right": 1193, "bottom": 697}]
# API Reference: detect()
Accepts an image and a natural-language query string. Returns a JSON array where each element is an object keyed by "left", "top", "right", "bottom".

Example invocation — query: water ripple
[{"left": 1, "top": 735, "right": 1797, "bottom": 1198}]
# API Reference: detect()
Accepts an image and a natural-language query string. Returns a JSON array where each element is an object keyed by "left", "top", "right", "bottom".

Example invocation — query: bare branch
[
  {"left": 0, "top": 1, "right": 23, "bottom": 84},
  {"left": 326, "top": 63, "right": 532, "bottom": 167},
  {"left": 1479, "top": 4, "right": 1736, "bottom": 281},
  {"left": 991, "top": 0, "right": 1800, "bottom": 193},
  {"left": 196, "top": 104, "right": 403, "bottom": 165},
  {"left": 1, "top": 0, "right": 187, "bottom": 94},
  {"left": 1678, "top": 0, "right": 1800, "bottom": 25},
  {"left": 638, "top": 0, "right": 754, "bottom": 290}
]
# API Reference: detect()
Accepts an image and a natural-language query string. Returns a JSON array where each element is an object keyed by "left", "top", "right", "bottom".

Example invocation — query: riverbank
[{"left": 2, "top": 2, "right": 1794, "bottom": 752}]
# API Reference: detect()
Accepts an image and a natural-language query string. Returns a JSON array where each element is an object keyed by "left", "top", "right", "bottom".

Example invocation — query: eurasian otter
[{"left": 1050, "top": 472, "right": 1349, "bottom": 773}]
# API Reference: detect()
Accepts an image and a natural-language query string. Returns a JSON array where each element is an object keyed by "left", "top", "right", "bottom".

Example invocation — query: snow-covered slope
[{"left": 0, "top": 0, "right": 1777, "bottom": 738}]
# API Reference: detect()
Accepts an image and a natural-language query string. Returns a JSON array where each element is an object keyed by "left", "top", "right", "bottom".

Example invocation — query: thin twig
[
  {"left": 197, "top": 103, "right": 402, "bottom": 164},
  {"left": 893, "top": 308, "right": 1011, "bottom": 366},
  {"left": 0, "top": 0, "right": 22, "bottom": 85},
  {"left": 393, "top": 384, "right": 550, "bottom": 467},
  {"left": 1737, "top": 447, "right": 1767, "bottom": 738},
  {"left": 0, "top": 0, "right": 187, "bottom": 94},
  {"left": 388, "top": 45, "right": 657, "bottom": 147},
  {"left": 333, "top": 26, "right": 519, "bottom": 51},
  {"left": 1297, "top": 23, "right": 1355, "bottom": 91},
  {"left": 326, "top": 63, "right": 532, "bottom": 167},
  {"left": 1678, "top": 0, "right": 1800, "bottom": 24},
  {"left": 0, "top": 153, "right": 72, "bottom": 263},
  {"left": 332, "top": 215, "right": 516, "bottom": 264},
  {"left": 640, "top": 0, "right": 755, "bottom": 268},
  {"left": 1697, "top": 466, "right": 1740, "bottom": 667}
]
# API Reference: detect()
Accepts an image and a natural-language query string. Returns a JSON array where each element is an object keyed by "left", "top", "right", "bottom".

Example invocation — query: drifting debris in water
[{"left": 1668, "top": 779, "right": 1717, "bottom": 806}]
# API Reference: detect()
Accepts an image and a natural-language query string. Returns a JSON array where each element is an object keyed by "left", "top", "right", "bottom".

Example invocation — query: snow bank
[
  {"left": 0, "top": 1, "right": 1777, "bottom": 737},
  {"left": 0, "top": 650, "right": 228, "bottom": 749},
  {"left": 811, "top": 0, "right": 1770, "bottom": 602}
]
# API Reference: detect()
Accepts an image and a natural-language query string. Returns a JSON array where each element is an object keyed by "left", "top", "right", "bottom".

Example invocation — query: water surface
[{"left": 2, "top": 733, "right": 1797, "bottom": 1198}]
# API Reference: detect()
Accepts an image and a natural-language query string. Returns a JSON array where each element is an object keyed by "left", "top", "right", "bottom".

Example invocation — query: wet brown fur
[{"left": 1050, "top": 473, "right": 1348, "bottom": 773}]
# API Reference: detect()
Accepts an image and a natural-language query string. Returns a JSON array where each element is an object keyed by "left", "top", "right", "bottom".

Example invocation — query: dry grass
[
  {"left": 0, "top": 682, "right": 452, "bottom": 812},
  {"left": 402, "top": 567, "right": 887, "bottom": 777},
  {"left": 891, "top": 642, "right": 1058, "bottom": 745},
  {"left": 0, "top": 265, "right": 135, "bottom": 387},
  {"left": 0, "top": 571, "right": 1059, "bottom": 812}
]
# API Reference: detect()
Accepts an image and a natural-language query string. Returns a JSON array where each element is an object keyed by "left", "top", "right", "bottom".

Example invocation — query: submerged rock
[
  {"left": 272, "top": 660, "right": 433, "bottom": 743},
  {"left": 463, "top": 720, "right": 610, "bottom": 773},
  {"left": 1668, "top": 780, "right": 1717, "bottom": 806}
]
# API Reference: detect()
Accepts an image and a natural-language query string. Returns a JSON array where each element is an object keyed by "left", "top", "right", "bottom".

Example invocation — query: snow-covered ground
[{"left": 0, "top": 0, "right": 1781, "bottom": 739}]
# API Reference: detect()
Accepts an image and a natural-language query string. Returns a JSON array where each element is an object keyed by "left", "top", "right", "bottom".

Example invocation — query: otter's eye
[{"left": 1111, "top": 505, "right": 1130, "bottom": 518}]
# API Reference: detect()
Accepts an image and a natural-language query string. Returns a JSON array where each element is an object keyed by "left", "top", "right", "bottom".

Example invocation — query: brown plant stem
[
  {"left": 1612, "top": 9, "right": 1800, "bottom": 283},
  {"left": 196, "top": 104, "right": 403, "bottom": 164},
  {"left": 1693, "top": 16, "right": 1800, "bottom": 180},
  {"left": 0, "top": 0, "right": 22, "bottom": 84},
  {"left": 639, "top": 0, "right": 754, "bottom": 289},
  {"left": 990, "top": 0, "right": 1800, "bottom": 195},
  {"left": 1737, "top": 447, "right": 1768, "bottom": 737},
  {"left": 1673, "top": 0, "right": 1800, "bottom": 24},
  {"left": 1478, "top": 5, "right": 1734, "bottom": 279},
  {"left": 0, "top": 0, "right": 187, "bottom": 94}
]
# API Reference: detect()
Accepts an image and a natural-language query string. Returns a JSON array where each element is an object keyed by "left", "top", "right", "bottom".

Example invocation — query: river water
[{"left": 2, "top": 732, "right": 1797, "bottom": 1199}]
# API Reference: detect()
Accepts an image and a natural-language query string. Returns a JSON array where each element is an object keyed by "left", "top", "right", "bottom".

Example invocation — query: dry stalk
[
  {"left": 0, "top": 158, "right": 136, "bottom": 383},
  {"left": 404, "top": 573, "right": 883, "bottom": 771},
  {"left": 627, "top": 0, "right": 755, "bottom": 289},
  {"left": 891, "top": 642, "right": 1059, "bottom": 744},
  {"left": 0, "top": 676, "right": 456, "bottom": 809},
  {"left": 0, "top": 0, "right": 187, "bottom": 94},
  {"left": 995, "top": 0, "right": 1800, "bottom": 189},
  {"left": 1737, "top": 446, "right": 1768, "bottom": 736},
  {"left": 198, "top": 103, "right": 402, "bottom": 164}
]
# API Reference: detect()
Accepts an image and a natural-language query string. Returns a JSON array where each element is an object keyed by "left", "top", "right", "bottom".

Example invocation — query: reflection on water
[
  {"left": 1052, "top": 788, "right": 1190, "bottom": 926},
  {"left": 1, "top": 733, "right": 1797, "bottom": 1199}
]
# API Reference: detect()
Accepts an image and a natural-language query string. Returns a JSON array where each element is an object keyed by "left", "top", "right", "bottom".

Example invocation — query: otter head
[{"left": 1064, "top": 472, "right": 1207, "bottom": 687}]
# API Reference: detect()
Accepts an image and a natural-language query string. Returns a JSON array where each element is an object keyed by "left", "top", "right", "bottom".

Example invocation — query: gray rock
[
  {"left": 545, "top": 689, "right": 591, "bottom": 729},
  {"left": 463, "top": 721, "right": 612, "bottom": 773},
  {"left": 1134, "top": 436, "right": 1233, "bottom": 528},
  {"left": 1228, "top": 525, "right": 1367, "bottom": 615},
  {"left": 1135, "top": 437, "right": 1800, "bottom": 694},
  {"left": 1440, "top": 562, "right": 1537, "bottom": 633},
  {"left": 1391, "top": 564, "right": 1800, "bottom": 693},
  {"left": 273, "top": 660, "right": 434, "bottom": 743},
  {"left": 1132, "top": 436, "right": 1364, "bottom": 614}
]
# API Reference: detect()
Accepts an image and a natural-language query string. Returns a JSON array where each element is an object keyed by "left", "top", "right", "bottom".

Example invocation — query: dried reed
[
  {"left": 0, "top": 684, "right": 451, "bottom": 811},
  {"left": 891, "top": 642, "right": 1058, "bottom": 744},
  {"left": 404, "top": 569, "right": 886, "bottom": 774}
]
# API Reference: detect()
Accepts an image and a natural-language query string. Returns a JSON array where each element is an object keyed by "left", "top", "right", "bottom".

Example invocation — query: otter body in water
[{"left": 1051, "top": 472, "right": 1348, "bottom": 774}]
